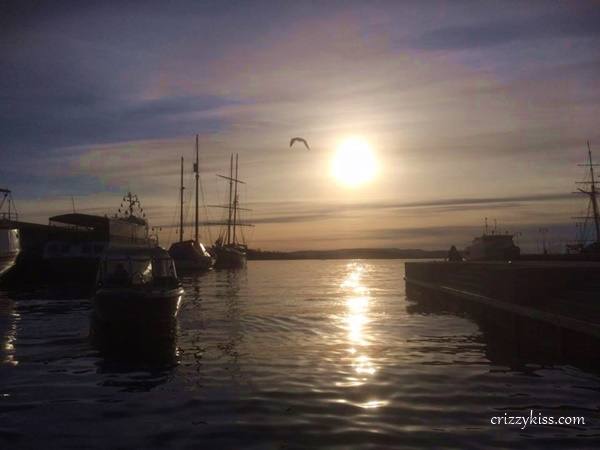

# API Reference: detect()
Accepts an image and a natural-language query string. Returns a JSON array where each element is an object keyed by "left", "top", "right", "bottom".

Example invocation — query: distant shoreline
[{"left": 246, "top": 248, "right": 446, "bottom": 261}]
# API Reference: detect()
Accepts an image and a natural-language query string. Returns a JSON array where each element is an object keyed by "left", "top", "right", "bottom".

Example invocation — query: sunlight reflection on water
[
  {"left": 339, "top": 263, "right": 379, "bottom": 396},
  {"left": 1, "top": 260, "right": 600, "bottom": 449}
]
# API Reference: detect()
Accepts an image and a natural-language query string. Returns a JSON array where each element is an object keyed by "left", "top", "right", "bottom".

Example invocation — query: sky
[{"left": 2, "top": 0, "right": 600, "bottom": 251}]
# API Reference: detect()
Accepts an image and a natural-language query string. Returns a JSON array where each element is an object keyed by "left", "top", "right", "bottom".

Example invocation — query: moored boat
[
  {"left": 213, "top": 241, "right": 247, "bottom": 269},
  {"left": 93, "top": 246, "right": 184, "bottom": 325},
  {"left": 169, "top": 240, "right": 214, "bottom": 271},
  {"left": 168, "top": 137, "right": 214, "bottom": 272},
  {"left": 464, "top": 232, "right": 520, "bottom": 261},
  {"left": 0, "top": 189, "right": 20, "bottom": 277},
  {"left": 41, "top": 192, "right": 155, "bottom": 286},
  {"left": 210, "top": 153, "right": 253, "bottom": 270}
]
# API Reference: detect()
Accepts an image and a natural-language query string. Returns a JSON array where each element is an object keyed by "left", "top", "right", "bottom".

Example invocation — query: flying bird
[{"left": 290, "top": 137, "right": 310, "bottom": 150}]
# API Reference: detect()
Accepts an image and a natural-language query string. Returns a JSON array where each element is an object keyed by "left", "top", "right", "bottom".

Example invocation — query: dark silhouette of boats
[
  {"left": 0, "top": 189, "right": 20, "bottom": 278},
  {"left": 93, "top": 246, "right": 183, "bottom": 325},
  {"left": 0, "top": 191, "right": 153, "bottom": 288},
  {"left": 168, "top": 136, "right": 214, "bottom": 272},
  {"left": 40, "top": 192, "right": 155, "bottom": 286},
  {"left": 210, "top": 154, "right": 253, "bottom": 270}
]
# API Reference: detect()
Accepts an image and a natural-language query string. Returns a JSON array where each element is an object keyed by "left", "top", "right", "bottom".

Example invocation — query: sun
[{"left": 331, "top": 137, "right": 378, "bottom": 187}]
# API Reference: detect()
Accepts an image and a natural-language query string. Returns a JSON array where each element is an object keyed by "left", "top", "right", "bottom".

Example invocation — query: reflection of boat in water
[
  {"left": 93, "top": 247, "right": 183, "bottom": 325},
  {"left": 90, "top": 314, "right": 178, "bottom": 371},
  {"left": 169, "top": 136, "right": 214, "bottom": 272},
  {"left": 0, "top": 189, "right": 20, "bottom": 278},
  {"left": 210, "top": 154, "right": 253, "bottom": 270}
]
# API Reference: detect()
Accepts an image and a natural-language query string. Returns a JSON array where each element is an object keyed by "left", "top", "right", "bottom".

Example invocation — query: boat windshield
[
  {"left": 101, "top": 257, "right": 153, "bottom": 287},
  {"left": 152, "top": 257, "right": 177, "bottom": 279}
]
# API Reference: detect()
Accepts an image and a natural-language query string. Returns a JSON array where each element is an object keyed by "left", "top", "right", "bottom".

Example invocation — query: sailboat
[
  {"left": 569, "top": 141, "right": 600, "bottom": 254},
  {"left": 211, "top": 153, "right": 253, "bottom": 269},
  {"left": 168, "top": 136, "right": 214, "bottom": 272}
]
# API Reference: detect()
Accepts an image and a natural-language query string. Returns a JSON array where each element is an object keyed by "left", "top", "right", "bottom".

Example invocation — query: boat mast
[
  {"left": 179, "top": 157, "right": 184, "bottom": 243},
  {"left": 226, "top": 154, "right": 234, "bottom": 245},
  {"left": 587, "top": 142, "right": 600, "bottom": 243},
  {"left": 194, "top": 134, "right": 199, "bottom": 243},
  {"left": 212, "top": 158, "right": 251, "bottom": 243},
  {"left": 232, "top": 153, "right": 239, "bottom": 245},
  {"left": 575, "top": 142, "right": 600, "bottom": 244}
]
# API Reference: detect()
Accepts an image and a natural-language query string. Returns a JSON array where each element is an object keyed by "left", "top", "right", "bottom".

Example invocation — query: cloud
[
  {"left": 414, "top": 8, "right": 600, "bottom": 50},
  {"left": 3, "top": 2, "right": 600, "bottom": 250}
]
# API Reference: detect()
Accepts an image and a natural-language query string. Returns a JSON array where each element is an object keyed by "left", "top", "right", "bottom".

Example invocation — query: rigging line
[
  {"left": 215, "top": 174, "right": 227, "bottom": 240},
  {"left": 182, "top": 182, "right": 194, "bottom": 241},
  {"left": 198, "top": 164, "right": 213, "bottom": 244},
  {"left": 167, "top": 188, "right": 181, "bottom": 246}
]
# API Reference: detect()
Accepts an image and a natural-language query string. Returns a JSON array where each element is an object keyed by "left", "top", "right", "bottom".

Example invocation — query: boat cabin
[{"left": 97, "top": 247, "right": 178, "bottom": 288}]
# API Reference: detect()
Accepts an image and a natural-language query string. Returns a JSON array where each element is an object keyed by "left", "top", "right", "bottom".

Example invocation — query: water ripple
[{"left": 0, "top": 260, "right": 599, "bottom": 448}]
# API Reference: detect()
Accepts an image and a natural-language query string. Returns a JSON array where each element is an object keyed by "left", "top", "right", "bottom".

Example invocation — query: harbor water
[{"left": 1, "top": 260, "right": 599, "bottom": 449}]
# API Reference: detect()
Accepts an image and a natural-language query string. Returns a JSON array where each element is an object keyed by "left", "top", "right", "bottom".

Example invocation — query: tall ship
[
  {"left": 168, "top": 135, "right": 214, "bottom": 272},
  {"left": 568, "top": 141, "right": 600, "bottom": 255},
  {"left": 0, "top": 189, "right": 20, "bottom": 277},
  {"left": 211, "top": 153, "right": 253, "bottom": 269}
]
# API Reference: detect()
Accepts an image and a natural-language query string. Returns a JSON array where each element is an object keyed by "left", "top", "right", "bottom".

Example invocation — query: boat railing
[{"left": 0, "top": 212, "right": 18, "bottom": 221}]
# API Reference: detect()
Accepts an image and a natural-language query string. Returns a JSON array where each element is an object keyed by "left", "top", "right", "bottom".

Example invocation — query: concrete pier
[{"left": 405, "top": 261, "right": 600, "bottom": 339}]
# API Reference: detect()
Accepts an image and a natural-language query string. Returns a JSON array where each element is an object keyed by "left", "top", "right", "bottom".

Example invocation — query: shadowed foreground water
[{"left": 1, "top": 260, "right": 599, "bottom": 449}]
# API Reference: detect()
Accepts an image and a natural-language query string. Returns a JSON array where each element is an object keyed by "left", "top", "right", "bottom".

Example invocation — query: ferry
[{"left": 464, "top": 232, "right": 520, "bottom": 261}]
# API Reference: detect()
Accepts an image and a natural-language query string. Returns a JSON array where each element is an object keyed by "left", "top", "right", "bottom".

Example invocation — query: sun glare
[{"left": 331, "top": 137, "right": 377, "bottom": 187}]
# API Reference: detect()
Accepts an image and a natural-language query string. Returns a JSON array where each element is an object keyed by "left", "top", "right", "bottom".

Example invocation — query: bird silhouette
[{"left": 290, "top": 137, "right": 310, "bottom": 150}]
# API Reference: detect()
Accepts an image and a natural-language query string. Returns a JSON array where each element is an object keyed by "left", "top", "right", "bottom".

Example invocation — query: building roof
[{"left": 49, "top": 213, "right": 109, "bottom": 229}]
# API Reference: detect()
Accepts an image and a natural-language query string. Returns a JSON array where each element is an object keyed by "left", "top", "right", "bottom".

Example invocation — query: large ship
[
  {"left": 210, "top": 154, "right": 253, "bottom": 269},
  {"left": 3, "top": 192, "right": 155, "bottom": 287},
  {"left": 168, "top": 136, "right": 214, "bottom": 272},
  {"left": 463, "top": 219, "right": 520, "bottom": 261}
]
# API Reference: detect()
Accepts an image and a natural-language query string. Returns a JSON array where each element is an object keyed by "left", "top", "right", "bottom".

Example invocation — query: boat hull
[
  {"left": 0, "top": 253, "right": 18, "bottom": 277},
  {"left": 169, "top": 240, "right": 214, "bottom": 273},
  {"left": 93, "top": 286, "right": 184, "bottom": 325},
  {"left": 0, "top": 228, "right": 20, "bottom": 278},
  {"left": 172, "top": 257, "right": 213, "bottom": 272},
  {"left": 213, "top": 246, "right": 246, "bottom": 270}
]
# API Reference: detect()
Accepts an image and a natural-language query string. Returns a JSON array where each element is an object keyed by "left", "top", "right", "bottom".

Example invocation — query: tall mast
[
  {"left": 574, "top": 141, "right": 600, "bottom": 245},
  {"left": 587, "top": 142, "right": 600, "bottom": 242},
  {"left": 226, "top": 154, "right": 234, "bottom": 245},
  {"left": 194, "top": 134, "right": 199, "bottom": 243},
  {"left": 232, "top": 153, "right": 239, "bottom": 245},
  {"left": 179, "top": 157, "right": 184, "bottom": 243}
]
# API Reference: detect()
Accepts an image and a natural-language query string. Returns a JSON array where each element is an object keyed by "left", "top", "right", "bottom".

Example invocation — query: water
[{"left": 1, "top": 260, "right": 599, "bottom": 449}]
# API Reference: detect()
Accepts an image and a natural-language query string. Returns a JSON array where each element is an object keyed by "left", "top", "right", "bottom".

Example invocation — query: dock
[{"left": 404, "top": 261, "right": 600, "bottom": 367}]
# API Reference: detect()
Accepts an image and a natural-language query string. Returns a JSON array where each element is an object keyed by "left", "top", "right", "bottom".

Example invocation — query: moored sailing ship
[
  {"left": 211, "top": 154, "right": 253, "bottom": 269},
  {"left": 168, "top": 136, "right": 214, "bottom": 272},
  {"left": 568, "top": 141, "right": 600, "bottom": 255}
]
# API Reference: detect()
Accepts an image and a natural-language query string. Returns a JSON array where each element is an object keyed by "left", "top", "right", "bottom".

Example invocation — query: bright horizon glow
[{"left": 331, "top": 137, "right": 378, "bottom": 187}]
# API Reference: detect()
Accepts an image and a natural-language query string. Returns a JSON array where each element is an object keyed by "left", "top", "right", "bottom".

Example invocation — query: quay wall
[{"left": 404, "top": 261, "right": 600, "bottom": 308}]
